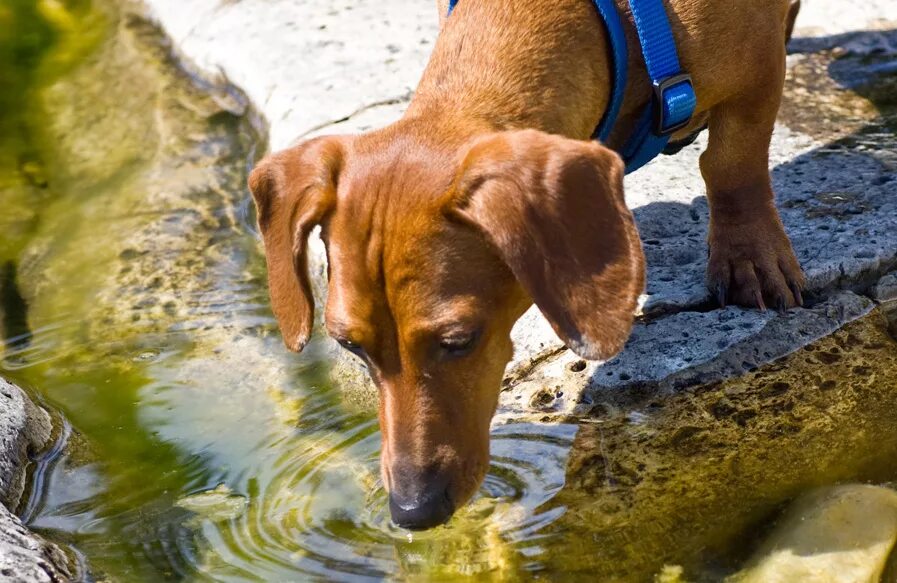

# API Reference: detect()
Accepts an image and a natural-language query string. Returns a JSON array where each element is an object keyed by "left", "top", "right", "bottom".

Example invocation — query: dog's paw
[{"left": 706, "top": 218, "right": 805, "bottom": 311}]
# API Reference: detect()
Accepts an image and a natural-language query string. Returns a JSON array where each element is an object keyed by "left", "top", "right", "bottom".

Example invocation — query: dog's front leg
[{"left": 700, "top": 42, "right": 805, "bottom": 310}]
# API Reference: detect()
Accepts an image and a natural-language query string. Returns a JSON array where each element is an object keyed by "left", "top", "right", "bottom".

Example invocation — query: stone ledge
[{"left": 497, "top": 291, "right": 874, "bottom": 423}]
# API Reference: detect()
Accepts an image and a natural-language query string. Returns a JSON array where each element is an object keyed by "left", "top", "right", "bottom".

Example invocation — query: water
[
  {"left": 2, "top": 1, "right": 897, "bottom": 581},
  {"left": 0, "top": 1, "right": 577, "bottom": 580}
]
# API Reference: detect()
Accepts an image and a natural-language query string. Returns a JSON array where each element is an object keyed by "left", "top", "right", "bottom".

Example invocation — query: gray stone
[
  {"left": 142, "top": 0, "right": 439, "bottom": 151},
  {"left": 0, "top": 503, "right": 73, "bottom": 582},
  {"left": 0, "top": 379, "right": 69, "bottom": 582},
  {"left": 873, "top": 272, "right": 897, "bottom": 303},
  {"left": 0, "top": 379, "right": 51, "bottom": 511},
  {"left": 495, "top": 291, "right": 874, "bottom": 423}
]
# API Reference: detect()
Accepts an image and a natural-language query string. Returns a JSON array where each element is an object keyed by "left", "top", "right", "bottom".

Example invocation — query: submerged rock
[
  {"left": 538, "top": 308, "right": 897, "bottom": 580},
  {"left": 176, "top": 484, "right": 248, "bottom": 523},
  {"left": 731, "top": 485, "right": 897, "bottom": 583}
]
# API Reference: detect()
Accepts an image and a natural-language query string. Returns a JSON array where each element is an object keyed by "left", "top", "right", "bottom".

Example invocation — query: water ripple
[{"left": 176, "top": 419, "right": 577, "bottom": 580}]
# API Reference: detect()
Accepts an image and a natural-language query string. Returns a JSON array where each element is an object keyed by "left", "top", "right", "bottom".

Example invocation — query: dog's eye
[
  {"left": 336, "top": 337, "right": 364, "bottom": 355},
  {"left": 439, "top": 331, "right": 479, "bottom": 357}
]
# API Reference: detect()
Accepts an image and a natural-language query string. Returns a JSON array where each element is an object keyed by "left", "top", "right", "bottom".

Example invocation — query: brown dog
[{"left": 249, "top": 0, "right": 804, "bottom": 529}]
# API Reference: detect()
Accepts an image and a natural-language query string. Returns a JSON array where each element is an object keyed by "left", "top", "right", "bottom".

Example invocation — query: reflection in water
[{"left": 0, "top": 261, "right": 30, "bottom": 344}]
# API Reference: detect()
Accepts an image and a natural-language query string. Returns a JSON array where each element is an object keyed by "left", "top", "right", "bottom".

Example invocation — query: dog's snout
[
  {"left": 387, "top": 465, "right": 454, "bottom": 530},
  {"left": 388, "top": 486, "right": 454, "bottom": 530}
]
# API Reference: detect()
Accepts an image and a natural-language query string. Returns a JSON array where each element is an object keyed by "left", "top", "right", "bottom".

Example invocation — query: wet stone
[
  {"left": 539, "top": 308, "right": 897, "bottom": 580},
  {"left": 0, "top": 504, "right": 74, "bottom": 583},
  {"left": 176, "top": 484, "right": 248, "bottom": 523},
  {"left": 873, "top": 272, "right": 897, "bottom": 302},
  {"left": 0, "top": 379, "right": 51, "bottom": 510},
  {"left": 731, "top": 485, "right": 897, "bottom": 583}
]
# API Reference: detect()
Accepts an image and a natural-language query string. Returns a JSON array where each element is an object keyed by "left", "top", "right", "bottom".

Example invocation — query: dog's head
[{"left": 249, "top": 125, "right": 644, "bottom": 529}]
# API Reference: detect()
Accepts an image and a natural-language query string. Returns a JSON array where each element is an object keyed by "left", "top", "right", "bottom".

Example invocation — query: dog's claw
[
  {"left": 716, "top": 283, "right": 728, "bottom": 308},
  {"left": 754, "top": 290, "right": 767, "bottom": 311},
  {"left": 706, "top": 219, "right": 804, "bottom": 313},
  {"left": 790, "top": 282, "right": 804, "bottom": 307}
]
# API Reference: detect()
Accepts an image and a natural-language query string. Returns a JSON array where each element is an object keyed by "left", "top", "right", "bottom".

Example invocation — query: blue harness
[{"left": 446, "top": 0, "right": 697, "bottom": 174}]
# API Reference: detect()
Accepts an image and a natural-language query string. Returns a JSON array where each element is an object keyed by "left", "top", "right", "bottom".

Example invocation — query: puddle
[{"left": 1, "top": 2, "right": 897, "bottom": 581}]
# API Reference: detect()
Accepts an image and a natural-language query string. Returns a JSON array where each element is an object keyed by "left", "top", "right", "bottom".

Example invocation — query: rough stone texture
[
  {"left": 0, "top": 503, "right": 73, "bottom": 583},
  {"left": 0, "top": 379, "right": 67, "bottom": 582},
  {"left": 874, "top": 272, "right": 897, "bottom": 303},
  {"left": 731, "top": 485, "right": 897, "bottom": 583},
  {"left": 140, "top": 0, "right": 437, "bottom": 151},
  {"left": 0, "top": 378, "right": 51, "bottom": 511},
  {"left": 538, "top": 309, "right": 897, "bottom": 580},
  {"left": 138, "top": 0, "right": 897, "bottom": 411},
  {"left": 496, "top": 291, "right": 874, "bottom": 422}
]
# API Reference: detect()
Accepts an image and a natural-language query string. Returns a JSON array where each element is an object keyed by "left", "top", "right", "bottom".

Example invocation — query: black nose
[{"left": 388, "top": 487, "right": 454, "bottom": 530}]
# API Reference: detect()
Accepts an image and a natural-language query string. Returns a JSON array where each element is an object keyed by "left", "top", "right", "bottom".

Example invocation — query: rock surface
[
  {"left": 538, "top": 308, "right": 897, "bottom": 579},
  {"left": 0, "top": 503, "right": 73, "bottom": 583},
  {"left": 0, "top": 379, "right": 51, "bottom": 511},
  {"left": 140, "top": 0, "right": 897, "bottom": 412},
  {"left": 0, "top": 379, "right": 70, "bottom": 582},
  {"left": 874, "top": 272, "right": 897, "bottom": 302},
  {"left": 731, "top": 485, "right": 897, "bottom": 583}
]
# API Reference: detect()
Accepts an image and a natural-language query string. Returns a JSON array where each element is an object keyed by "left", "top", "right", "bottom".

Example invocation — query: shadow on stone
[{"left": 499, "top": 25, "right": 897, "bottom": 418}]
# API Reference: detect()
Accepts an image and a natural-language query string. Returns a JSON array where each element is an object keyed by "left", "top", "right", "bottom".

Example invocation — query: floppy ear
[
  {"left": 447, "top": 129, "right": 645, "bottom": 360},
  {"left": 248, "top": 136, "right": 345, "bottom": 352}
]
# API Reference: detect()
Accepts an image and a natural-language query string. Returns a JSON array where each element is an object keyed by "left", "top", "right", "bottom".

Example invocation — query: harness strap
[
  {"left": 590, "top": 0, "right": 628, "bottom": 143},
  {"left": 621, "top": 0, "right": 697, "bottom": 172}
]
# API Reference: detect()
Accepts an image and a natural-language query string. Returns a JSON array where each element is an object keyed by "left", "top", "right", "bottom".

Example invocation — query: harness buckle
[{"left": 652, "top": 73, "right": 695, "bottom": 136}]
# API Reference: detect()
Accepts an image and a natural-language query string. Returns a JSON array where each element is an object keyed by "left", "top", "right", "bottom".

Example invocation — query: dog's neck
[{"left": 405, "top": 0, "right": 614, "bottom": 142}]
